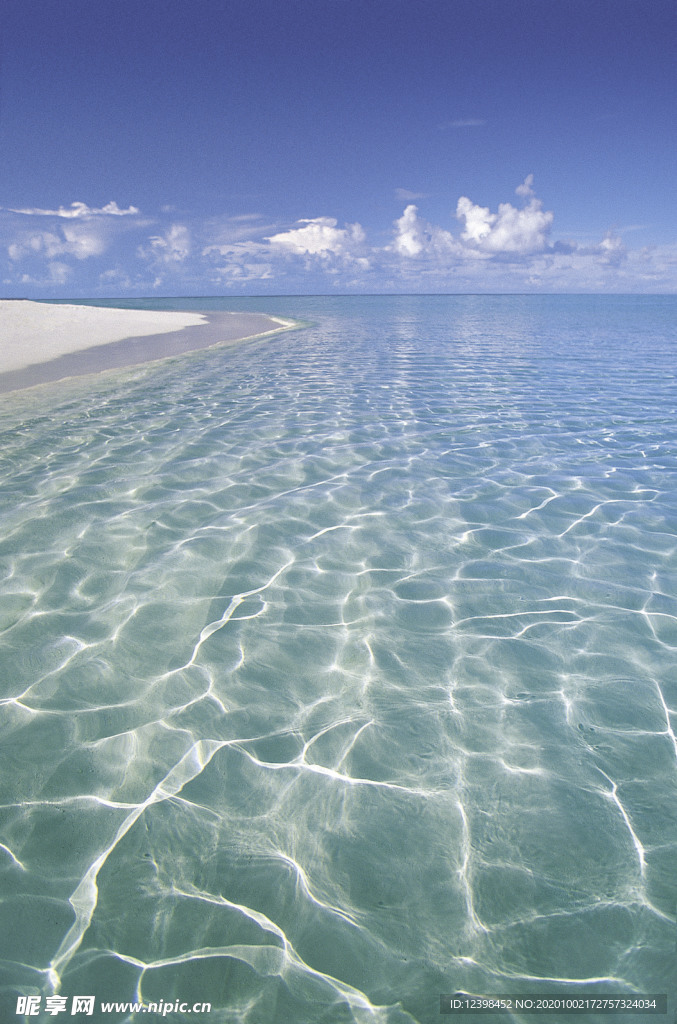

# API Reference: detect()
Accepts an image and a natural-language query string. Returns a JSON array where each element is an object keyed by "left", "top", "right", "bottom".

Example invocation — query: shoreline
[{"left": 0, "top": 301, "right": 295, "bottom": 394}]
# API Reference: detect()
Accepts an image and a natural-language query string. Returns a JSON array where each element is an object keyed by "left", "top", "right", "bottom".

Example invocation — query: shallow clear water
[{"left": 1, "top": 295, "right": 676, "bottom": 1023}]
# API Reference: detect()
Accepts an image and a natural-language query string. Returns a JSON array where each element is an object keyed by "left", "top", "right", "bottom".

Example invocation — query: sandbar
[{"left": 0, "top": 300, "right": 292, "bottom": 393}]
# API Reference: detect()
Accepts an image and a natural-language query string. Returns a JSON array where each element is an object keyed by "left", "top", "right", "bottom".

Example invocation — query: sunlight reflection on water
[{"left": 1, "top": 296, "right": 675, "bottom": 1022}]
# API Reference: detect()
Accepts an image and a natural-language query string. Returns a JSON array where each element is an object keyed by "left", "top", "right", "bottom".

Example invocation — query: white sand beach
[{"left": 0, "top": 300, "right": 291, "bottom": 391}]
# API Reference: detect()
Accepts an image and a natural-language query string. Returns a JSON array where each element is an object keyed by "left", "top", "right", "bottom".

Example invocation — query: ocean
[{"left": 1, "top": 295, "right": 675, "bottom": 1023}]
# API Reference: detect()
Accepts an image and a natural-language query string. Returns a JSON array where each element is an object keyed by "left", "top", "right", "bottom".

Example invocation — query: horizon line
[{"left": 10, "top": 291, "right": 677, "bottom": 302}]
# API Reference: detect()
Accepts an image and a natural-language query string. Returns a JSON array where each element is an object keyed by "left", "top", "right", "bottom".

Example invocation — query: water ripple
[{"left": 1, "top": 296, "right": 676, "bottom": 1021}]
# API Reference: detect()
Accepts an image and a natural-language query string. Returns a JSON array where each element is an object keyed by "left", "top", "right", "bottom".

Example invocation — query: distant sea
[{"left": 1, "top": 295, "right": 675, "bottom": 1023}]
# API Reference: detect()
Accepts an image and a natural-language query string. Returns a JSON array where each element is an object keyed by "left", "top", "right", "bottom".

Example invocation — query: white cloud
[
  {"left": 17, "top": 260, "right": 72, "bottom": 286},
  {"left": 214, "top": 261, "right": 275, "bottom": 284},
  {"left": 60, "top": 225, "right": 106, "bottom": 259},
  {"left": 8, "top": 226, "right": 105, "bottom": 261},
  {"left": 381, "top": 178, "right": 649, "bottom": 290},
  {"left": 393, "top": 206, "right": 425, "bottom": 256},
  {"left": 202, "top": 216, "right": 280, "bottom": 251},
  {"left": 141, "top": 224, "right": 191, "bottom": 264},
  {"left": 7, "top": 201, "right": 139, "bottom": 218},
  {"left": 596, "top": 230, "right": 626, "bottom": 266},
  {"left": 47, "top": 261, "right": 72, "bottom": 284},
  {"left": 201, "top": 239, "right": 276, "bottom": 285},
  {"left": 2, "top": 180, "right": 674, "bottom": 295},
  {"left": 2, "top": 198, "right": 143, "bottom": 283},
  {"left": 99, "top": 267, "right": 133, "bottom": 289},
  {"left": 267, "top": 217, "right": 365, "bottom": 257},
  {"left": 455, "top": 197, "right": 495, "bottom": 245},
  {"left": 395, "top": 188, "right": 430, "bottom": 202},
  {"left": 456, "top": 178, "right": 553, "bottom": 255},
  {"left": 392, "top": 205, "right": 460, "bottom": 258},
  {"left": 515, "top": 173, "right": 535, "bottom": 199},
  {"left": 228, "top": 213, "right": 265, "bottom": 224}
]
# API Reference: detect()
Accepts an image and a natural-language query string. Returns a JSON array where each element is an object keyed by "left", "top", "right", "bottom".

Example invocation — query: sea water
[{"left": 0, "top": 295, "right": 675, "bottom": 1023}]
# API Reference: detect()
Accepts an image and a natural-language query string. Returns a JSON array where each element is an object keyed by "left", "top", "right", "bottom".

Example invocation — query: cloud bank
[{"left": 1, "top": 180, "right": 674, "bottom": 295}]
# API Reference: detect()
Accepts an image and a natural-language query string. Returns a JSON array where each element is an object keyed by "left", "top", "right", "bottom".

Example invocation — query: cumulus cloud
[
  {"left": 7, "top": 201, "right": 139, "bottom": 218},
  {"left": 381, "top": 177, "right": 644, "bottom": 289},
  {"left": 456, "top": 177, "right": 554, "bottom": 255},
  {"left": 390, "top": 179, "right": 553, "bottom": 262},
  {"left": 392, "top": 205, "right": 460, "bottom": 258},
  {"left": 267, "top": 217, "right": 365, "bottom": 257},
  {"left": 455, "top": 197, "right": 494, "bottom": 245},
  {"left": 393, "top": 206, "right": 425, "bottom": 256}
]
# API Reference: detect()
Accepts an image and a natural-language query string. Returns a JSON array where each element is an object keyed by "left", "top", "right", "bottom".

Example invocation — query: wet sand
[{"left": 0, "top": 301, "right": 292, "bottom": 393}]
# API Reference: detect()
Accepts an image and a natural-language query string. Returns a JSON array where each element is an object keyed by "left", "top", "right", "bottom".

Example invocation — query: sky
[{"left": 1, "top": 0, "right": 675, "bottom": 296}]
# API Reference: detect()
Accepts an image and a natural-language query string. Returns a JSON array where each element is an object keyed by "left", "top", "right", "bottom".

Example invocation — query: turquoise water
[{"left": 1, "top": 295, "right": 675, "bottom": 1023}]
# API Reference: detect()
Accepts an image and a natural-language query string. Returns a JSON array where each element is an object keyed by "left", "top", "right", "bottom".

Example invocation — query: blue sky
[{"left": 1, "top": 0, "right": 675, "bottom": 296}]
